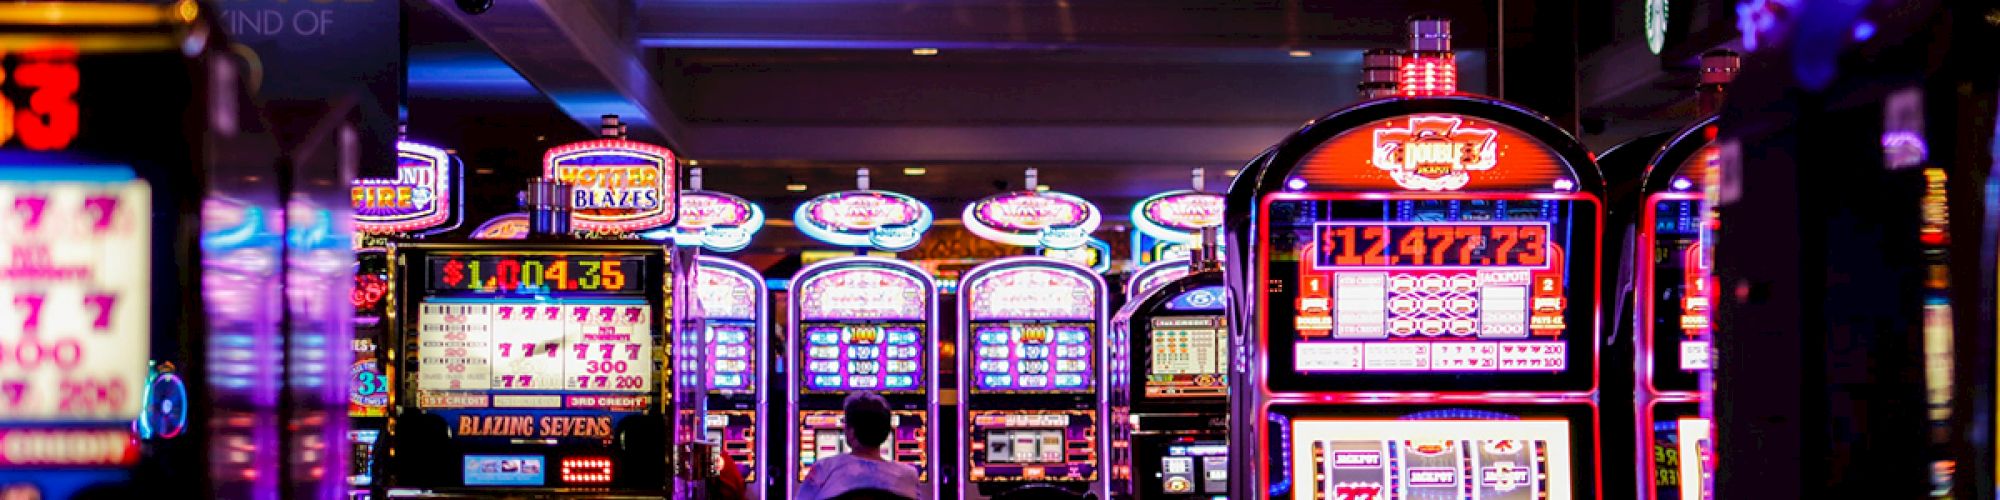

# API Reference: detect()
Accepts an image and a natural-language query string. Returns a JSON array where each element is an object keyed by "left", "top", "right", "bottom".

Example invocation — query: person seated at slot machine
[{"left": 796, "top": 392, "right": 921, "bottom": 500}]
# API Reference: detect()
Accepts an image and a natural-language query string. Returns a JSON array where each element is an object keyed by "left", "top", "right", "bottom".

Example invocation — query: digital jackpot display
[
  {"left": 788, "top": 259, "right": 936, "bottom": 489},
  {"left": 959, "top": 259, "right": 1107, "bottom": 488}
]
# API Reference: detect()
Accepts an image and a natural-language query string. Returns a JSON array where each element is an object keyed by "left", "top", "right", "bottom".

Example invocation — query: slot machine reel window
[
  {"left": 1260, "top": 195, "right": 1600, "bottom": 392},
  {"left": 1644, "top": 193, "right": 1711, "bottom": 390},
  {"left": 794, "top": 266, "right": 930, "bottom": 395},
  {"left": 410, "top": 250, "right": 665, "bottom": 405},
  {"left": 963, "top": 266, "right": 1101, "bottom": 395}
]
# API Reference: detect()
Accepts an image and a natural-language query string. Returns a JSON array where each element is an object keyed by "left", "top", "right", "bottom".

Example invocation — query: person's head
[{"left": 842, "top": 391, "right": 893, "bottom": 452}]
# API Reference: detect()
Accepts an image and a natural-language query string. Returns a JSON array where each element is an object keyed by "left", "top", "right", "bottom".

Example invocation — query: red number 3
[{"left": 3, "top": 47, "right": 81, "bottom": 150}]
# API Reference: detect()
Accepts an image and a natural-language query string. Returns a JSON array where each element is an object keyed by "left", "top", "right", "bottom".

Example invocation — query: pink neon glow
[
  {"left": 797, "top": 267, "right": 927, "bottom": 320},
  {"left": 965, "top": 266, "right": 1097, "bottom": 320}
]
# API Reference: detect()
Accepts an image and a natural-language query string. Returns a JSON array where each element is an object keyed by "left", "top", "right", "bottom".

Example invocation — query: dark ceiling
[{"left": 404, "top": 0, "right": 1714, "bottom": 250}]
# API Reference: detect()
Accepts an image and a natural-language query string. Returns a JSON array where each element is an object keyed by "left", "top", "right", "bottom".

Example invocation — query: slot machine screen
[
  {"left": 1284, "top": 418, "right": 1575, "bottom": 500},
  {"left": 409, "top": 250, "right": 662, "bottom": 408},
  {"left": 1645, "top": 192, "right": 1710, "bottom": 390},
  {"left": 1260, "top": 195, "right": 1600, "bottom": 392},
  {"left": 1145, "top": 315, "right": 1227, "bottom": 399},
  {"left": 697, "top": 265, "right": 759, "bottom": 394},
  {"left": 795, "top": 266, "right": 930, "bottom": 394}
]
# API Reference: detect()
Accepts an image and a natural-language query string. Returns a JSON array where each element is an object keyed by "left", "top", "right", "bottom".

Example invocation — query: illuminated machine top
[
  {"left": 543, "top": 139, "right": 678, "bottom": 233},
  {"left": 1638, "top": 118, "right": 1719, "bottom": 393},
  {"left": 791, "top": 258, "right": 935, "bottom": 394},
  {"left": 964, "top": 263, "right": 1100, "bottom": 321},
  {"left": 794, "top": 190, "right": 934, "bottom": 252},
  {"left": 1131, "top": 190, "right": 1224, "bottom": 266},
  {"left": 962, "top": 190, "right": 1102, "bottom": 250},
  {"left": 697, "top": 259, "right": 762, "bottom": 321},
  {"left": 400, "top": 245, "right": 668, "bottom": 409},
  {"left": 471, "top": 213, "right": 529, "bottom": 240},
  {"left": 1132, "top": 190, "right": 1223, "bottom": 244},
  {"left": 1127, "top": 259, "right": 1193, "bottom": 300},
  {"left": 1248, "top": 98, "right": 1604, "bottom": 393},
  {"left": 353, "top": 141, "right": 461, "bottom": 236},
  {"left": 669, "top": 190, "right": 765, "bottom": 252}
]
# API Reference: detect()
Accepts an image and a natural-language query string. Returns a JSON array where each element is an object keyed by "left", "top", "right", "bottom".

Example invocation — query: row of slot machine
[{"left": 339, "top": 112, "right": 1236, "bottom": 499}]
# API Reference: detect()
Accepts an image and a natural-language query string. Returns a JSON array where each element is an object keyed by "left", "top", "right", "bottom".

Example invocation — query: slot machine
[
  {"left": 786, "top": 257, "right": 940, "bottom": 498},
  {"left": 350, "top": 136, "right": 465, "bottom": 499},
  {"left": 956, "top": 257, "right": 1110, "bottom": 499},
  {"left": 673, "top": 176, "right": 772, "bottom": 496},
  {"left": 1226, "top": 18, "right": 1606, "bottom": 500},
  {"left": 1128, "top": 259, "right": 1193, "bottom": 303},
  {"left": 0, "top": 2, "right": 287, "bottom": 498},
  {"left": 1109, "top": 262, "right": 1227, "bottom": 500},
  {"left": 694, "top": 256, "right": 766, "bottom": 494},
  {"left": 377, "top": 123, "right": 702, "bottom": 498},
  {"left": 1626, "top": 51, "right": 1735, "bottom": 500},
  {"left": 785, "top": 185, "right": 939, "bottom": 499}
]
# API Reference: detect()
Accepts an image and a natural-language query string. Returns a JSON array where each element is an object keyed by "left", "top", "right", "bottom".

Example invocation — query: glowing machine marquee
[
  {"left": 1227, "top": 97, "right": 1607, "bottom": 500},
  {"left": 1131, "top": 190, "right": 1225, "bottom": 266},
  {"left": 542, "top": 139, "right": 678, "bottom": 234},
  {"left": 794, "top": 190, "right": 934, "bottom": 252},
  {"left": 962, "top": 190, "right": 1102, "bottom": 250}
]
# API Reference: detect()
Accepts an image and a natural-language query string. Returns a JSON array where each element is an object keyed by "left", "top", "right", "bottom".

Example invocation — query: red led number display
[
  {"left": 428, "top": 255, "right": 643, "bottom": 293},
  {"left": 0, "top": 48, "right": 82, "bottom": 151},
  {"left": 1314, "top": 222, "right": 1549, "bottom": 269}
]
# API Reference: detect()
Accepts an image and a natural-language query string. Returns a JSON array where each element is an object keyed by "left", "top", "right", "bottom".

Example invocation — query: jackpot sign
[
  {"left": 544, "top": 139, "right": 678, "bottom": 233},
  {"left": 794, "top": 190, "right": 933, "bottom": 252},
  {"left": 963, "top": 191, "right": 1100, "bottom": 249},
  {"left": 353, "top": 141, "right": 456, "bottom": 235},
  {"left": 672, "top": 190, "right": 764, "bottom": 252},
  {"left": 1132, "top": 190, "right": 1224, "bottom": 244},
  {"left": 1372, "top": 116, "right": 1499, "bottom": 191},
  {"left": 0, "top": 166, "right": 151, "bottom": 423}
]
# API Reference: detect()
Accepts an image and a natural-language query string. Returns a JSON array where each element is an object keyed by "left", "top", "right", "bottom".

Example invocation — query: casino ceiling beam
[
  {"left": 634, "top": 0, "right": 1492, "bottom": 52},
  {"left": 422, "top": 0, "right": 684, "bottom": 148}
]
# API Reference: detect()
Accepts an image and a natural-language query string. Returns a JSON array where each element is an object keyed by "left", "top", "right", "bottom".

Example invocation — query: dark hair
[{"left": 843, "top": 391, "right": 893, "bottom": 449}]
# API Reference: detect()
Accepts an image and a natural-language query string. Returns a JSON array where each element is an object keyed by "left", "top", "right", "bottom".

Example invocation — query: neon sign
[
  {"left": 794, "top": 190, "right": 933, "bottom": 252},
  {"left": 353, "top": 141, "right": 458, "bottom": 235},
  {"left": 965, "top": 265, "right": 1097, "bottom": 320},
  {"left": 1372, "top": 116, "right": 1498, "bottom": 191},
  {"left": 671, "top": 190, "right": 763, "bottom": 252},
  {"left": 1132, "top": 190, "right": 1223, "bottom": 244},
  {"left": 471, "top": 213, "right": 529, "bottom": 240},
  {"left": 543, "top": 139, "right": 677, "bottom": 233},
  {"left": 962, "top": 190, "right": 1101, "bottom": 249},
  {"left": 796, "top": 266, "right": 927, "bottom": 320}
]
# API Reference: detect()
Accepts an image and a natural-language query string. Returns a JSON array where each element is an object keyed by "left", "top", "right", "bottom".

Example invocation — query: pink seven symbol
[
  {"left": 0, "top": 381, "right": 23, "bottom": 407},
  {"left": 13, "top": 195, "right": 46, "bottom": 231},
  {"left": 82, "top": 196, "right": 117, "bottom": 232}
]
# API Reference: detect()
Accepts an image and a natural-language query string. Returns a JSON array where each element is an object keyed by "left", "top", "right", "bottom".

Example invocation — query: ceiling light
[
  {"left": 687, "top": 159, "right": 699, "bottom": 166},
  {"left": 1223, "top": 169, "right": 1240, "bottom": 177},
  {"left": 1035, "top": 185, "right": 1051, "bottom": 192},
  {"left": 1288, "top": 50, "right": 1312, "bottom": 58},
  {"left": 474, "top": 168, "right": 495, "bottom": 175},
  {"left": 903, "top": 167, "right": 927, "bottom": 176},
  {"left": 912, "top": 48, "right": 939, "bottom": 56},
  {"left": 785, "top": 183, "right": 808, "bottom": 192}
]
